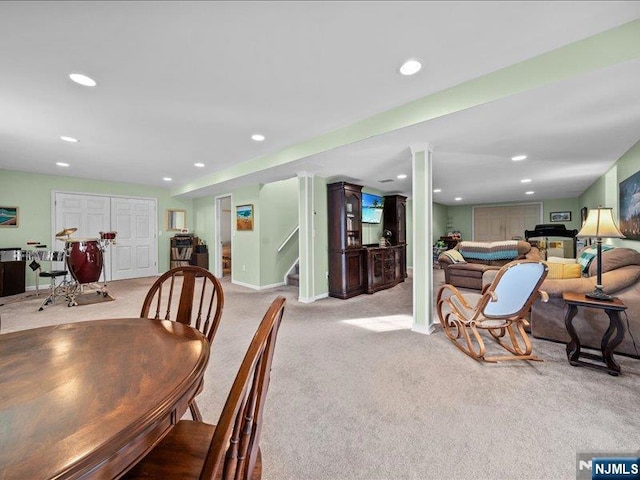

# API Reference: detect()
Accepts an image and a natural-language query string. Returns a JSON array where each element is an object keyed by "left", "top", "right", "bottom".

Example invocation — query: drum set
[{"left": 25, "top": 228, "right": 117, "bottom": 309}]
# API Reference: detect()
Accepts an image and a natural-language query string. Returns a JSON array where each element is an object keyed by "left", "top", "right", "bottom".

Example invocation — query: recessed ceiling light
[
  {"left": 433, "top": 189, "right": 442, "bottom": 193},
  {"left": 60, "top": 136, "right": 78, "bottom": 143},
  {"left": 397, "top": 174, "right": 407, "bottom": 179},
  {"left": 455, "top": 197, "right": 462, "bottom": 201},
  {"left": 399, "top": 59, "right": 422, "bottom": 76},
  {"left": 69, "top": 73, "right": 97, "bottom": 87},
  {"left": 163, "top": 177, "right": 172, "bottom": 182},
  {"left": 511, "top": 155, "right": 527, "bottom": 161},
  {"left": 194, "top": 162, "right": 205, "bottom": 168},
  {"left": 521, "top": 178, "right": 532, "bottom": 183},
  {"left": 56, "top": 162, "right": 69, "bottom": 167},
  {"left": 525, "top": 191, "right": 535, "bottom": 195},
  {"left": 251, "top": 134, "right": 265, "bottom": 142}
]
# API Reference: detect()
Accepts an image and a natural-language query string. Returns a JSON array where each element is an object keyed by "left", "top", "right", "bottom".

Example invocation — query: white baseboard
[
  {"left": 411, "top": 323, "right": 436, "bottom": 335},
  {"left": 231, "top": 280, "right": 285, "bottom": 291},
  {"left": 298, "top": 292, "right": 329, "bottom": 304}
]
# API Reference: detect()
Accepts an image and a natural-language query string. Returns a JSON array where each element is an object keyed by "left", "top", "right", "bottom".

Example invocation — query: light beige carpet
[{"left": 1, "top": 270, "right": 639, "bottom": 480}]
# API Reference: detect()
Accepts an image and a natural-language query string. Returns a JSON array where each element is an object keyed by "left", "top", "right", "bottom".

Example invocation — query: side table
[{"left": 562, "top": 292, "right": 627, "bottom": 376}]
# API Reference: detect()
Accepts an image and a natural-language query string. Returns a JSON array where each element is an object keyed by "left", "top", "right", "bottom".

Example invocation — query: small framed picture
[
  {"left": 236, "top": 204, "right": 254, "bottom": 231},
  {"left": 550, "top": 211, "right": 571, "bottom": 222},
  {"left": 0, "top": 206, "right": 18, "bottom": 227}
]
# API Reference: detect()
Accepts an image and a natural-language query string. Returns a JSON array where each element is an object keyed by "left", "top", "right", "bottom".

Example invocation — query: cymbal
[{"left": 55, "top": 227, "right": 77, "bottom": 237}]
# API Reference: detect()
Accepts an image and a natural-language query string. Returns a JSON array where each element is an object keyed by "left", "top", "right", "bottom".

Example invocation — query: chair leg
[
  {"left": 439, "top": 312, "right": 489, "bottom": 362},
  {"left": 483, "top": 322, "right": 542, "bottom": 362},
  {"left": 189, "top": 400, "right": 203, "bottom": 422}
]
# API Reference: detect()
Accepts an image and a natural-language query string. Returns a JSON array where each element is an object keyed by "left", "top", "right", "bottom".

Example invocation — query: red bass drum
[{"left": 65, "top": 239, "right": 103, "bottom": 284}]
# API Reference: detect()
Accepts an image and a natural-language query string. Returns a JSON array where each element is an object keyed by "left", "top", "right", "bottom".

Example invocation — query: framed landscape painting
[
  {"left": 550, "top": 211, "right": 571, "bottom": 222},
  {"left": 0, "top": 206, "right": 18, "bottom": 227},
  {"left": 236, "top": 204, "right": 254, "bottom": 231},
  {"left": 619, "top": 169, "right": 640, "bottom": 240}
]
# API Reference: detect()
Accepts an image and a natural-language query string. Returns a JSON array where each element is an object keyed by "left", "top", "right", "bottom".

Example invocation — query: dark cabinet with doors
[
  {"left": 328, "top": 182, "right": 365, "bottom": 299},
  {"left": 383, "top": 195, "right": 407, "bottom": 246},
  {"left": 364, "top": 245, "right": 405, "bottom": 294},
  {"left": 383, "top": 195, "right": 407, "bottom": 277},
  {"left": 0, "top": 261, "right": 26, "bottom": 297}
]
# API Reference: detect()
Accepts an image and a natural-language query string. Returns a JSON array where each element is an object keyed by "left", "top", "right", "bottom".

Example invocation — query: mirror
[{"left": 166, "top": 209, "right": 187, "bottom": 231}]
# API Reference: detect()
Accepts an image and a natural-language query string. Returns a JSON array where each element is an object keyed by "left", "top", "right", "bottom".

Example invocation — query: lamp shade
[{"left": 577, "top": 207, "right": 625, "bottom": 239}]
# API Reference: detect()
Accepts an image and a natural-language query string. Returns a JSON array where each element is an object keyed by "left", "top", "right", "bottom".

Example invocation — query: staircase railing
[{"left": 277, "top": 225, "right": 299, "bottom": 252}]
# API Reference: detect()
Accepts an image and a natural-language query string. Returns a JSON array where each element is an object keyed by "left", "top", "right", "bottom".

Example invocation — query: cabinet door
[
  {"left": 396, "top": 201, "right": 406, "bottom": 244},
  {"left": 369, "top": 250, "right": 384, "bottom": 288},
  {"left": 345, "top": 250, "right": 364, "bottom": 293},
  {"left": 345, "top": 190, "right": 361, "bottom": 248}
]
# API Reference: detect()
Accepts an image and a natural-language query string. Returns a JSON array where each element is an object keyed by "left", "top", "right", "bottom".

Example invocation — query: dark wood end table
[{"left": 562, "top": 292, "right": 627, "bottom": 376}]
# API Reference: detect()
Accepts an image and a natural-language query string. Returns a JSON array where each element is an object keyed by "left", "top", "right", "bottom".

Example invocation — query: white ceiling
[{"left": 1, "top": 1, "right": 639, "bottom": 205}]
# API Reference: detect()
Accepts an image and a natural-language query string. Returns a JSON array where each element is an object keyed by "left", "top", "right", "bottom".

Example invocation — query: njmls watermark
[{"left": 577, "top": 452, "right": 640, "bottom": 480}]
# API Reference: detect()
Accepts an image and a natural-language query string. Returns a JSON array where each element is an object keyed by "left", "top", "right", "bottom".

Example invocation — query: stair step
[{"left": 287, "top": 273, "right": 299, "bottom": 286}]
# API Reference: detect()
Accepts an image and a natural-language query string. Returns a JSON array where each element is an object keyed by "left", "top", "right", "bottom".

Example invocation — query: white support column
[
  {"left": 297, "top": 172, "right": 315, "bottom": 303},
  {"left": 411, "top": 143, "right": 436, "bottom": 335}
]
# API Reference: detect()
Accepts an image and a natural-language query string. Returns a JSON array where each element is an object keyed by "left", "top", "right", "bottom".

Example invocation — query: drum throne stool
[{"left": 35, "top": 253, "right": 75, "bottom": 311}]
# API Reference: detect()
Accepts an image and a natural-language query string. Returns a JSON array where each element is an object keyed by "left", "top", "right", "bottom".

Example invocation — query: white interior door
[
  {"left": 111, "top": 198, "right": 158, "bottom": 280},
  {"left": 54, "top": 192, "right": 112, "bottom": 279}
]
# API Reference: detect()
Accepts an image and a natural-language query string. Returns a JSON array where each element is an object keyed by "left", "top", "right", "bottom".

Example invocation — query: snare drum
[{"left": 65, "top": 239, "right": 103, "bottom": 284}]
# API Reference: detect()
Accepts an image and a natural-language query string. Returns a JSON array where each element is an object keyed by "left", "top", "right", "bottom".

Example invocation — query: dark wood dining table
[{"left": 0, "top": 318, "right": 210, "bottom": 480}]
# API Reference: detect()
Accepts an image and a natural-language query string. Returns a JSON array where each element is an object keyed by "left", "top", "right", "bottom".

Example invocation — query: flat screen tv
[{"left": 362, "top": 193, "right": 384, "bottom": 224}]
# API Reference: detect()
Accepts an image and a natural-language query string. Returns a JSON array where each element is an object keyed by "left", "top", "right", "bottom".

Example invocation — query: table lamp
[{"left": 577, "top": 207, "right": 625, "bottom": 301}]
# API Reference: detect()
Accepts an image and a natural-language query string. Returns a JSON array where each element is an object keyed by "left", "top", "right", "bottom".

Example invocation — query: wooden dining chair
[
  {"left": 140, "top": 265, "right": 224, "bottom": 420},
  {"left": 124, "top": 295, "right": 286, "bottom": 480}
]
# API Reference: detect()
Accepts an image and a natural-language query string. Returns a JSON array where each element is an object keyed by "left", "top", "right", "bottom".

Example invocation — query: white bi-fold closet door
[
  {"left": 53, "top": 192, "right": 158, "bottom": 281},
  {"left": 473, "top": 204, "right": 542, "bottom": 242}
]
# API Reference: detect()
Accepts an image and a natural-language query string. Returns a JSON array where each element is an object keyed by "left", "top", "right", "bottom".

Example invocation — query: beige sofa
[
  {"left": 530, "top": 247, "right": 640, "bottom": 358},
  {"left": 438, "top": 240, "right": 541, "bottom": 290}
]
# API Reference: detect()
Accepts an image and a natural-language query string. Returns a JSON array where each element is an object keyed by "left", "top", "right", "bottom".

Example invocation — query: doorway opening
[{"left": 215, "top": 195, "right": 232, "bottom": 278}]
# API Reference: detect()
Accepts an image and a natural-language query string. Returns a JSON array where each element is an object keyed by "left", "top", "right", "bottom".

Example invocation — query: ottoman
[{"left": 444, "top": 263, "right": 501, "bottom": 290}]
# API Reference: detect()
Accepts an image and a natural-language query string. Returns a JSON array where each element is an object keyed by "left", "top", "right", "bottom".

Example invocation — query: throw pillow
[
  {"left": 443, "top": 249, "right": 466, "bottom": 264},
  {"left": 544, "top": 261, "right": 582, "bottom": 280},
  {"left": 577, "top": 245, "right": 614, "bottom": 274},
  {"left": 546, "top": 256, "right": 578, "bottom": 264}
]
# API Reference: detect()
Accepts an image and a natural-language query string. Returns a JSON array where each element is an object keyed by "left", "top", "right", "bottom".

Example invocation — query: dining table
[{"left": 0, "top": 317, "right": 210, "bottom": 480}]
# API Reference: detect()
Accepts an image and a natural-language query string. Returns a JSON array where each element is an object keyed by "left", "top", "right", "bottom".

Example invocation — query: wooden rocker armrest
[
  {"left": 437, "top": 283, "right": 465, "bottom": 304},
  {"left": 538, "top": 290, "right": 549, "bottom": 303},
  {"left": 438, "top": 284, "right": 477, "bottom": 311}
]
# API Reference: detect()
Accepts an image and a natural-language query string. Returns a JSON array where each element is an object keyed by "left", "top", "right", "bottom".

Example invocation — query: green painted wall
[
  {"left": 446, "top": 205, "right": 474, "bottom": 241},
  {"left": 193, "top": 196, "right": 215, "bottom": 269},
  {"left": 230, "top": 185, "right": 260, "bottom": 286},
  {"left": 579, "top": 175, "right": 607, "bottom": 211},
  {"left": 581, "top": 139, "right": 640, "bottom": 252},
  {"left": 542, "top": 198, "right": 581, "bottom": 231},
  {"left": 0, "top": 169, "right": 192, "bottom": 287},
  {"left": 432, "top": 202, "right": 448, "bottom": 242},
  {"left": 617, "top": 140, "right": 640, "bottom": 186},
  {"left": 259, "top": 178, "right": 299, "bottom": 286}
]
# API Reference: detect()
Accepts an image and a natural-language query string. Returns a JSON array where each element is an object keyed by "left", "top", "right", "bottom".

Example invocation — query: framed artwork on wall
[
  {"left": 550, "top": 211, "right": 571, "bottom": 222},
  {"left": 619, "top": 169, "right": 640, "bottom": 240},
  {"left": 236, "top": 204, "right": 254, "bottom": 231},
  {"left": 580, "top": 207, "right": 588, "bottom": 225},
  {"left": 0, "top": 206, "right": 18, "bottom": 227}
]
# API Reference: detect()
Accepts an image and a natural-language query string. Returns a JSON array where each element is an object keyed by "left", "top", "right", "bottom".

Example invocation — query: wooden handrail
[{"left": 277, "top": 225, "right": 299, "bottom": 252}]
